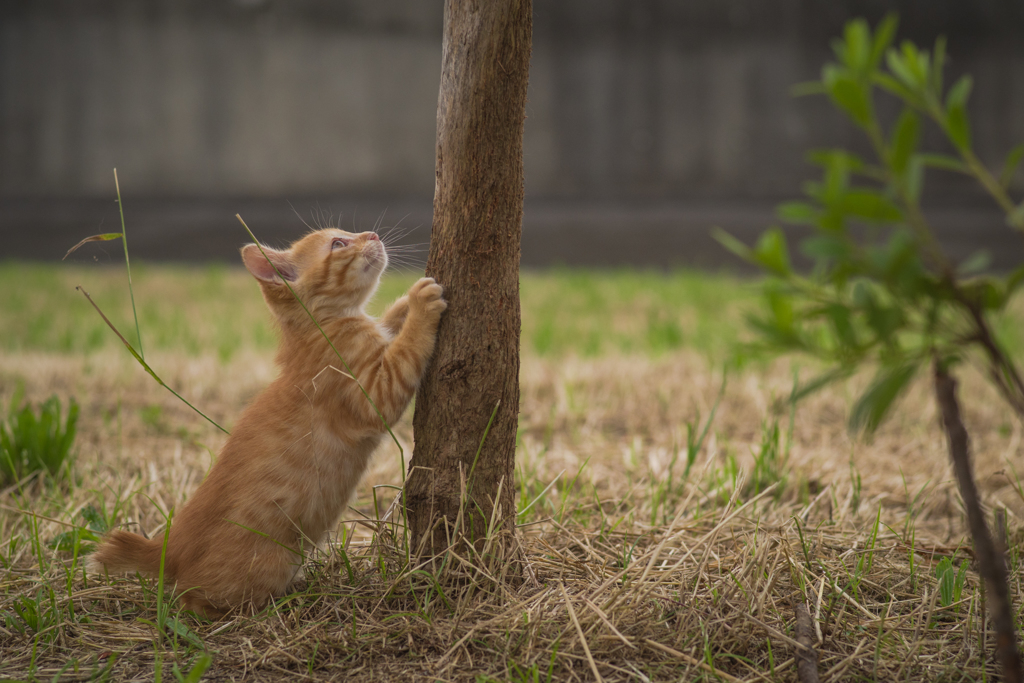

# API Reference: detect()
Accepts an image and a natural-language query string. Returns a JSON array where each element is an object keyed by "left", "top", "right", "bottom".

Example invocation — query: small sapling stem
[{"left": 934, "top": 359, "right": 1022, "bottom": 683}]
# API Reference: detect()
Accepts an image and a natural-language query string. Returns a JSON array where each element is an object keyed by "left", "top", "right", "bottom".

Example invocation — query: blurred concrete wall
[
  {"left": 4, "top": 0, "right": 1023, "bottom": 202},
  {"left": 1, "top": 1, "right": 443, "bottom": 197}
]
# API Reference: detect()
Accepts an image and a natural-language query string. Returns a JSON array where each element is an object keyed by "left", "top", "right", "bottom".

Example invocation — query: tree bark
[
  {"left": 407, "top": 0, "right": 532, "bottom": 556},
  {"left": 934, "top": 360, "right": 1022, "bottom": 683}
]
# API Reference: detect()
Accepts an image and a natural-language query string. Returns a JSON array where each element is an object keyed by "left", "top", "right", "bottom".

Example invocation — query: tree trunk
[{"left": 407, "top": 0, "right": 532, "bottom": 557}]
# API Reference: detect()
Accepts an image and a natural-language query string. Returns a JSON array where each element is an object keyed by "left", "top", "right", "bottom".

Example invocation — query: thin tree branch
[
  {"left": 795, "top": 601, "right": 821, "bottom": 683},
  {"left": 934, "top": 359, "right": 1022, "bottom": 683}
]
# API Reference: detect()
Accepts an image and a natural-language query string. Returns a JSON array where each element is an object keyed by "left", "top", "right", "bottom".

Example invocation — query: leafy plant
[
  {"left": 716, "top": 15, "right": 1024, "bottom": 680},
  {"left": 715, "top": 15, "right": 1024, "bottom": 427},
  {"left": 9, "top": 588, "right": 61, "bottom": 640},
  {"left": 48, "top": 505, "right": 109, "bottom": 555},
  {"left": 748, "top": 419, "right": 787, "bottom": 498},
  {"left": 1, "top": 389, "right": 79, "bottom": 487},
  {"left": 69, "top": 170, "right": 229, "bottom": 436},
  {"left": 934, "top": 556, "right": 969, "bottom": 610}
]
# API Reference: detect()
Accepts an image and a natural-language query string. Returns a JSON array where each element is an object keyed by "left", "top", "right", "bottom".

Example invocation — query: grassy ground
[
  {"left": 2, "top": 263, "right": 1024, "bottom": 682},
  {"left": 0, "top": 264, "right": 753, "bottom": 360}
]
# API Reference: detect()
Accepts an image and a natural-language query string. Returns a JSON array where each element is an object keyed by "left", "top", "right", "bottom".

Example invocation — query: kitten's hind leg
[{"left": 179, "top": 592, "right": 228, "bottom": 620}]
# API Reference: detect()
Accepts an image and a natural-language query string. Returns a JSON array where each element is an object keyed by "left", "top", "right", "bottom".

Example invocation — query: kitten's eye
[{"left": 332, "top": 238, "right": 349, "bottom": 250}]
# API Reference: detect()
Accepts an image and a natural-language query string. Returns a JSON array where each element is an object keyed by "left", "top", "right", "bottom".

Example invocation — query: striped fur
[{"left": 89, "top": 229, "right": 446, "bottom": 618}]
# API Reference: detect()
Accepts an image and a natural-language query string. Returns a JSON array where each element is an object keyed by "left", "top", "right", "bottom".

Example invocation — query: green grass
[
  {"left": 9, "top": 261, "right": 1019, "bottom": 366},
  {"left": 0, "top": 263, "right": 277, "bottom": 358},
  {"left": 520, "top": 268, "right": 755, "bottom": 359},
  {"left": 1, "top": 390, "right": 79, "bottom": 487},
  {"left": 0, "top": 262, "right": 756, "bottom": 361}
]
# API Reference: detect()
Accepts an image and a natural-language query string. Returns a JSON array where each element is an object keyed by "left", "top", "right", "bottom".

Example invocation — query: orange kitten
[{"left": 89, "top": 228, "right": 446, "bottom": 618}]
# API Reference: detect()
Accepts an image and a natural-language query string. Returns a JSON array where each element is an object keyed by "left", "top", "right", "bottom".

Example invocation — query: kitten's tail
[{"left": 88, "top": 530, "right": 166, "bottom": 577}]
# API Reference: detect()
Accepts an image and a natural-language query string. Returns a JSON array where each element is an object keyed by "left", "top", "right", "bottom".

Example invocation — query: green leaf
[
  {"left": 936, "top": 557, "right": 955, "bottom": 607},
  {"left": 901, "top": 41, "right": 930, "bottom": 86},
  {"left": 905, "top": 156, "right": 925, "bottom": 204},
  {"left": 791, "top": 81, "right": 827, "bottom": 97},
  {"left": 957, "top": 250, "right": 991, "bottom": 275},
  {"left": 764, "top": 288, "right": 797, "bottom": 337},
  {"left": 864, "top": 302, "right": 904, "bottom": 343},
  {"left": 869, "top": 14, "right": 899, "bottom": 69},
  {"left": 825, "top": 303, "right": 857, "bottom": 349},
  {"left": 47, "top": 528, "right": 100, "bottom": 553},
  {"left": 801, "top": 234, "right": 851, "bottom": 261},
  {"left": 1006, "top": 264, "right": 1024, "bottom": 295},
  {"left": 873, "top": 73, "right": 921, "bottom": 106},
  {"left": 80, "top": 505, "right": 108, "bottom": 533},
  {"left": 181, "top": 653, "right": 213, "bottom": 683},
  {"left": 962, "top": 277, "right": 1006, "bottom": 311},
  {"left": 946, "top": 103, "right": 972, "bottom": 150},
  {"left": 747, "top": 286, "right": 806, "bottom": 350},
  {"left": 852, "top": 280, "right": 874, "bottom": 308},
  {"left": 747, "top": 313, "right": 803, "bottom": 350},
  {"left": 890, "top": 109, "right": 920, "bottom": 175},
  {"left": 820, "top": 154, "right": 852, "bottom": 204},
  {"left": 164, "top": 616, "right": 205, "bottom": 650},
  {"left": 946, "top": 75, "right": 973, "bottom": 110},
  {"left": 777, "top": 202, "right": 819, "bottom": 225},
  {"left": 753, "top": 229, "right": 792, "bottom": 276},
  {"left": 886, "top": 48, "right": 919, "bottom": 90},
  {"left": 711, "top": 227, "right": 754, "bottom": 263},
  {"left": 824, "top": 71, "right": 873, "bottom": 127},
  {"left": 1000, "top": 144, "right": 1024, "bottom": 189},
  {"left": 768, "top": 290, "right": 793, "bottom": 325},
  {"left": 63, "top": 233, "right": 123, "bottom": 260},
  {"left": 841, "top": 19, "right": 871, "bottom": 71},
  {"left": 838, "top": 191, "right": 903, "bottom": 223},
  {"left": 918, "top": 154, "right": 968, "bottom": 173},
  {"left": 1009, "top": 201, "right": 1024, "bottom": 231},
  {"left": 788, "top": 367, "right": 855, "bottom": 405},
  {"left": 873, "top": 230, "right": 929, "bottom": 297},
  {"left": 849, "top": 362, "right": 919, "bottom": 434},
  {"left": 1, "top": 395, "right": 77, "bottom": 486},
  {"left": 807, "top": 149, "right": 867, "bottom": 173},
  {"left": 955, "top": 560, "right": 969, "bottom": 602}
]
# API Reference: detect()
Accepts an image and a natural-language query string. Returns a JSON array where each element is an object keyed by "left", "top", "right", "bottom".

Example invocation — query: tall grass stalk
[
  {"left": 113, "top": 169, "right": 143, "bottom": 360},
  {"left": 676, "top": 371, "right": 726, "bottom": 489}
]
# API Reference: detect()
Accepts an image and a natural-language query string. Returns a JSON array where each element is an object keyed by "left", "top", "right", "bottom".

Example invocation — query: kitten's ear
[{"left": 241, "top": 244, "right": 296, "bottom": 284}]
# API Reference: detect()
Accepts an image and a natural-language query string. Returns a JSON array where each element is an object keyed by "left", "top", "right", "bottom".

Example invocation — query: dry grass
[
  {"left": 2, "top": 264, "right": 1024, "bottom": 681},
  {"left": 2, "top": 345, "right": 1024, "bottom": 682}
]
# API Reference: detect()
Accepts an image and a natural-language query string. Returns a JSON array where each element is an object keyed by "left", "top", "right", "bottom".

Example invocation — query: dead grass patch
[{"left": 2, "top": 349, "right": 1023, "bottom": 681}]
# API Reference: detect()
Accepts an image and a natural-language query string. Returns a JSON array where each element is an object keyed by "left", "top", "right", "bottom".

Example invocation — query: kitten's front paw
[{"left": 409, "top": 277, "right": 447, "bottom": 317}]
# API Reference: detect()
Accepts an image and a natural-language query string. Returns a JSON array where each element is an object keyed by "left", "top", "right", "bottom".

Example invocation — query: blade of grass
[
  {"left": 113, "top": 169, "right": 143, "bottom": 360},
  {"left": 75, "top": 287, "right": 229, "bottom": 435},
  {"left": 516, "top": 470, "right": 564, "bottom": 522},
  {"left": 62, "top": 233, "right": 123, "bottom": 261},
  {"left": 156, "top": 509, "right": 171, "bottom": 633},
  {"left": 224, "top": 519, "right": 303, "bottom": 557},
  {"left": 467, "top": 400, "right": 501, "bottom": 496}
]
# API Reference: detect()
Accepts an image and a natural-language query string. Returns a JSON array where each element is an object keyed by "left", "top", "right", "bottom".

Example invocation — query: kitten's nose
[{"left": 365, "top": 232, "right": 380, "bottom": 242}]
